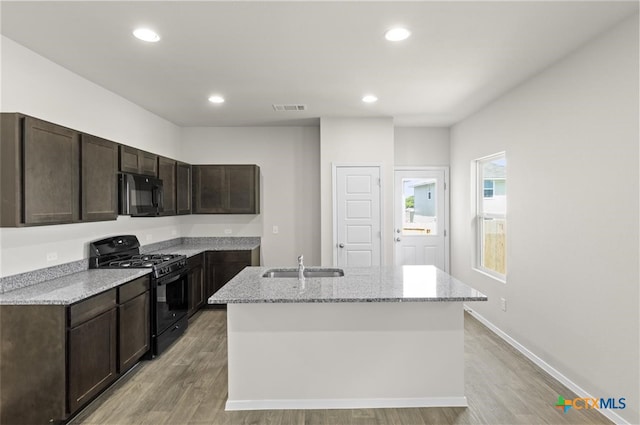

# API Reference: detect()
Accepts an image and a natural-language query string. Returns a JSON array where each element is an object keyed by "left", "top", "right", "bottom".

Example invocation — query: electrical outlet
[
  {"left": 500, "top": 298, "right": 507, "bottom": 312},
  {"left": 46, "top": 252, "right": 58, "bottom": 262},
  {"left": 171, "top": 229, "right": 177, "bottom": 236},
  {"left": 146, "top": 234, "right": 153, "bottom": 242},
  {"left": 272, "top": 225, "right": 279, "bottom": 234},
  {"left": 224, "top": 228, "right": 232, "bottom": 235}
]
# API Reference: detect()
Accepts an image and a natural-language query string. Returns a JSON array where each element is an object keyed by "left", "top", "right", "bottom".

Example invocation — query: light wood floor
[{"left": 71, "top": 310, "right": 611, "bottom": 425}]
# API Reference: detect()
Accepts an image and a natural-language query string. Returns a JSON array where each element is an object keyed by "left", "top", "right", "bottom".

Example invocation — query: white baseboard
[
  {"left": 463, "top": 305, "right": 630, "bottom": 425},
  {"left": 226, "top": 397, "right": 468, "bottom": 411}
]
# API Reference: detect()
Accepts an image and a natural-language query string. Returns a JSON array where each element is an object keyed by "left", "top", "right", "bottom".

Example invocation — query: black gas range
[{"left": 89, "top": 235, "right": 188, "bottom": 357}]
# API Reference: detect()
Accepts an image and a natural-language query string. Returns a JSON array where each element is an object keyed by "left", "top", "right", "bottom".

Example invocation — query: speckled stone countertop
[
  {"left": 145, "top": 237, "right": 260, "bottom": 258},
  {"left": 0, "top": 237, "right": 260, "bottom": 305},
  {"left": 209, "top": 265, "right": 487, "bottom": 304},
  {"left": 0, "top": 269, "right": 151, "bottom": 305}
]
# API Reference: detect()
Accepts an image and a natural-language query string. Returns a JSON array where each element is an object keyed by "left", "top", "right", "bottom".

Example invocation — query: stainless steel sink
[{"left": 262, "top": 268, "right": 344, "bottom": 278}]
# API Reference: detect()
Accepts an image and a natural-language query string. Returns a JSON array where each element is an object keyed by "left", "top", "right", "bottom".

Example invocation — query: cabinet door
[
  {"left": 119, "top": 145, "right": 140, "bottom": 174},
  {"left": 119, "top": 146, "right": 157, "bottom": 177},
  {"left": 205, "top": 250, "right": 256, "bottom": 310},
  {"left": 176, "top": 162, "right": 191, "bottom": 215},
  {"left": 187, "top": 264, "right": 204, "bottom": 317},
  {"left": 158, "top": 156, "right": 176, "bottom": 216},
  {"left": 23, "top": 116, "right": 79, "bottom": 224},
  {"left": 67, "top": 308, "right": 117, "bottom": 413},
  {"left": 81, "top": 134, "right": 118, "bottom": 221},
  {"left": 192, "top": 165, "right": 260, "bottom": 214},
  {"left": 118, "top": 291, "right": 150, "bottom": 372},
  {"left": 192, "top": 165, "right": 226, "bottom": 213},
  {"left": 140, "top": 151, "right": 158, "bottom": 177},
  {"left": 227, "top": 165, "right": 259, "bottom": 214},
  {"left": 204, "top": 252, "right": 218, "bottom": 299}
]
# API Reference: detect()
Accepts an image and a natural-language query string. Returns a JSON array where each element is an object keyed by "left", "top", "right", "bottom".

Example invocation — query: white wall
[
  {"left": 180, "top": 127, "right": 320, "bottom": 267},
  {"left": 394, "top": 127, "right": 450, "bottom": 166},
  {"left": 450, "top": 14, "right": 639, "bottom": 424},
  {"left": 320, "top": 118, "right": 394, "bottom": 266},
  {"left": 0, "top": 36, "right": 183, "bottom": 277}
]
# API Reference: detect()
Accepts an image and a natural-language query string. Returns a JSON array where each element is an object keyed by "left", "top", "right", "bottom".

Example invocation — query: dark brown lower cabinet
[
  {"left": 118, "top": 277, "right": 150, "bottom": 372},
  {"left": 67, "top": 308, "right": 117, "bottom": 413},
  {"left": 205, "top": 248, "right": 260, "bottom": 310},
  {"left": 0, "top": 305, "right": 66, "bottom": 425},
  {"left": 0, "top": 276, "right": 150, "bottom": 425},
  {"left": 187, "top": 254, "right": 205, "bottom": 317}
]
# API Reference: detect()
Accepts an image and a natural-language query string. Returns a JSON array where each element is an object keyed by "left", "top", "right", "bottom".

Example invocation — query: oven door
[
  {"left": 155, "top": 271, "right": 188, "bottom": 336},
  {"left": 119, "top": 173, "right": 164, "bottom": 217}
]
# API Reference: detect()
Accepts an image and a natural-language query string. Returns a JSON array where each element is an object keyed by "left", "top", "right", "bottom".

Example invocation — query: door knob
[
  {"left": 396, "top": 229, "right": 401, "bottom": 234},
  {"left": 395, "top": 237, "right": 401, "bottom": 242},
  {"left": 338, "top": 243, "right": 345, "bottom": 248}
]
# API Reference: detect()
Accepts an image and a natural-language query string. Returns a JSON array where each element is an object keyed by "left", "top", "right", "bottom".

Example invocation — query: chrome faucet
[{"left": 297, "top": 255, "right": 305, "bottom": 279}]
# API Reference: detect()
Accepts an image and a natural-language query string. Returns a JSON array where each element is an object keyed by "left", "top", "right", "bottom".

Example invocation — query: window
[
  {"left": 483, "top": 180, "right": 494, "bottom": 198},
  {"left": 476, "top": 153, "right": 506, "bottom": 280}
]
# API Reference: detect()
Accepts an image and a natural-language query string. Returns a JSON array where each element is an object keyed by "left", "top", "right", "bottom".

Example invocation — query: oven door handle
[
  {"left": 152, "top": 185, "right": 160, "bottom": 208},
  {"left": 157, "top": 271, "right": 187, "bottom": 286}
]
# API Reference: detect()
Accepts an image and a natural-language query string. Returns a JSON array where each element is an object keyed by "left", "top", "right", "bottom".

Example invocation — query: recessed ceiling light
[
  {"left": 133, "top": 28, "right": 160, "bottom": 42},
  {"left": 208, "top": 95, "right": 225, "bottom": 104},
  {"left": 385, "top": 27, "right": 411, "bottom": 42},
  {"left": 362, "top": 95, "right": 378, "bottom": 103}
]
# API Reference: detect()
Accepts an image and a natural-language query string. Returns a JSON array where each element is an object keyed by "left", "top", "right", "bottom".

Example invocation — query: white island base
[{"left": 225, "top": 301, "right": 466, "bottom": 411}]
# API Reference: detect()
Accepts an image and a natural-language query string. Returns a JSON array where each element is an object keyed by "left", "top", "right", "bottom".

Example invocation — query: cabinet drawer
[
  {"left": 208, "top": 250, "right": 252, "bottom": 263},
  {"left": 118, "top": 276, "right": 150, "bottom": 303},
  {"left": 69, "top": 289, "right": 116, "bottom": 328}
]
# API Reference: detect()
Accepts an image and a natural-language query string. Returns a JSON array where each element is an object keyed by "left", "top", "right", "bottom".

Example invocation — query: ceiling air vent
[{"left": 272, "top": 104, "right": 307, "bottom": 112}]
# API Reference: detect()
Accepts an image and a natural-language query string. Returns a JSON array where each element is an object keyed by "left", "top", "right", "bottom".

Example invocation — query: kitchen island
[{"left": 209, "top": 265, "right": 487, "bottom": 411}]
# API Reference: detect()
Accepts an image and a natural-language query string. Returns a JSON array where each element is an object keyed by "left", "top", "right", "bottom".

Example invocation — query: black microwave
[{"left": 119, "top": 173, "right": 164, "bottom": 216}]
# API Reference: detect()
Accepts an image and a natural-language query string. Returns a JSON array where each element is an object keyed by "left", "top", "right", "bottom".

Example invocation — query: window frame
[{"left": 475, "top": 152, "right": 507, "bottom": 282}]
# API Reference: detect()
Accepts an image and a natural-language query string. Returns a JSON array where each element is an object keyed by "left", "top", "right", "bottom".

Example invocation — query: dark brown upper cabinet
[
  {"left": 119, "top": 145, "right": 157, "bottom": 177},
  {"left": 158, "top": 156, "right": 176, "bottom": 216},
  {"left": 192, "top": 165, "right": 260, "bottom": 214},
  {"left": 1, "top": 113, "right": 80, "bottom": 226},
  {"left": 81, "top": 134, "right": 118, "bottom": 222},
  {"left": 176, "top": 161, "right": 192, "bottom": 215}
]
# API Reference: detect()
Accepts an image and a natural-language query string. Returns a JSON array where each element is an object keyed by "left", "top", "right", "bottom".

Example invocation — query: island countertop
[{"left": 209, "top": 265, "right": 487, "bottom": 304}]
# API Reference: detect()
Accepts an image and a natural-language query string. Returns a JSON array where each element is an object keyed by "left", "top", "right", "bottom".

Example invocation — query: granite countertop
[
  {"left": 0, "top": 237, "right": 260, "bottom": 305},
  {"left": 0, "top": 269, "right": 151, "bottom": 305},
  {"left": 209, "top": 265, "right": 488, "bottom": 304},
  {"left": 145, "top": 237, "right": 260, "bottom": 258}
]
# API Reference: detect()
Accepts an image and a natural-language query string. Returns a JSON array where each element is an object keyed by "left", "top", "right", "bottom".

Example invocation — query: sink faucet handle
[{"left": 298, "top": 255, "right": 304, "bottom": 265}]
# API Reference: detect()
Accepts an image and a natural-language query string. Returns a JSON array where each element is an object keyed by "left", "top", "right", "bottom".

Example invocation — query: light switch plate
[{"left": 272, "top": 225, "right": 279, "bottom": 234}]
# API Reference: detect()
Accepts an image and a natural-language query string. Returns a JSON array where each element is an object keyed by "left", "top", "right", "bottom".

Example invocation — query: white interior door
[
  {"left": 334, "top": 166, "right": 381, "bottom": 267},
  {"left": 394, "top": 169, "right": 449, "bottom": 271}
]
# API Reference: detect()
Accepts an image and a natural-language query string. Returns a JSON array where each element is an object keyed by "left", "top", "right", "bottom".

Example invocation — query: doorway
[{"left": 394, "top": 168, "right": 449, "bottom": 271}]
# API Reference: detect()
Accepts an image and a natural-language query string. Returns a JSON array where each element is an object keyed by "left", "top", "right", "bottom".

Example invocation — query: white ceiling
[{"left": 1, "top": 1, "right": 638, "bottom": 127}]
